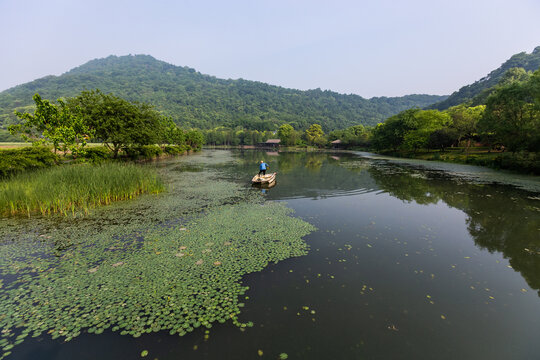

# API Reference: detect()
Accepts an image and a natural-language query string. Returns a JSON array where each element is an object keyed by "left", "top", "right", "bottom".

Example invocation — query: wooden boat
[{"left": 252, "top": 172, "right": 277, "bottom": 184}]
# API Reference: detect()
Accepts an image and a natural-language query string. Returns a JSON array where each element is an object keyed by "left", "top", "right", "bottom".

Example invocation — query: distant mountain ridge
[
  {"left": 429, "top": 46, "right": 540, "bottom": 110},
  {"left": 0, "top": 55, "right": 445, "bottom": 131}
]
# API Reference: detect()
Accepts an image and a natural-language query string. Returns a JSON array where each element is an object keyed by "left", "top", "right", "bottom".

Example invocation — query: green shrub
[
  {"left": 496, "top": 152, "right": 540, "bottom": 174},
  {"left": 164, "top": 145, "right": 182, "bottom": 155},
  {"left": 464, "top": 155, "right": 478, "bottom": 164},
  {"left": 0, "top": 146, "right": 58, "bottom": 178},
  {"left": 81, "top": 146, "right": 111, "bottom": 163}
]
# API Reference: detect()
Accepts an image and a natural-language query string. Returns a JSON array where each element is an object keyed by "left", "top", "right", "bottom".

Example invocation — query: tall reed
[{"left": 0, "top": 163, "right": 164, "bottom": 216}]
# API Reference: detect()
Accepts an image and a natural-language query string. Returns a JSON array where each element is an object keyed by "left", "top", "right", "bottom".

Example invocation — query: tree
[
  {"left": 163, "top": 119, "right": 186, "bottom": 145},
  {"left": 480, "top": 78, "right": 539, "bottom": 152},
  {"left": 427, "top": 128, "right": 459, "bottom": 151},
  {"left": 9, "top": 94, "right": 93, "bottom": 157},
  {"left": 446, "top": 105, "right": 484, "bottom": 151},
  {"left": 185, "top": 129, "right": 204, "bottom": 149},
  {"left": 305, "top": 124, "right": 325, "bottom": 147},
  {"left": 278, "top": 124, "right": 297, "bottom": 146},
  {"left": 371, "top": 109, "right": 418, "bottom": 151},
  {"left": 402, "top": 110, "right": 450, "bottom": 152},
  {"left": 68, "top": 90, "right": 167, "bottom": 157},
  {"left": 371, "top": 120, "right": 399, "bottom": 151},
  {"left": 337, "top": 125, "right": 370, "bottom": 147},
  {"left": 471, "top": 67, "right": 531, "bottom": 105}
]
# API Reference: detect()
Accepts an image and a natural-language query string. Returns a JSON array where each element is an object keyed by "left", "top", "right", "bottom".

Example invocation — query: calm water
[{"left": 6, "top": 150, "right": 540, "bottom": 359}]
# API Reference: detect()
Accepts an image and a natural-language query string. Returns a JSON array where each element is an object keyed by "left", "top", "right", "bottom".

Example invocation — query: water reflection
[
  {"left": 368, "top": 162, "right": 540, "bottom": 295},
  {"left": 231, "top": 150, "right": 540, "bottom": 296},
  {"left": 4, "top": 149, "right": 540, "bottom": 360},
  {"left": 234, "top": 150, "right": 378, "bottom": 199}
]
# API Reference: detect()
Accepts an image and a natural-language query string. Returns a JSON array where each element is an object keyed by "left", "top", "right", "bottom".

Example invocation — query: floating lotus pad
[{"left": 0, "top": 153, "right": 315, "bottom": 358}]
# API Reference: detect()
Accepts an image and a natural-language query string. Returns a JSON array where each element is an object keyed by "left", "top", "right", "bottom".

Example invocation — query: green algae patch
[{"left": 0, "top": 151, "right": 315, "bottom": 358}]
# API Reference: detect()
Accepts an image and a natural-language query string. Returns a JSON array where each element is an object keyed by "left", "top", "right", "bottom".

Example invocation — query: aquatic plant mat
[{"left": 0, "top": 151, "right": 315, "bottom": 358}]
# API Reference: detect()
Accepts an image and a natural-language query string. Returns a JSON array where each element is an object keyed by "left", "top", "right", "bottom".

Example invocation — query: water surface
[{"left": 3, "top": 150, "right": 540, "bottom": 360}]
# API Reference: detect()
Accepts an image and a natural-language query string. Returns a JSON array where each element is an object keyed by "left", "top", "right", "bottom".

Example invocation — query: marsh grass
[{"left": 0, "top": 162, "right": 164, "bottom": 216}]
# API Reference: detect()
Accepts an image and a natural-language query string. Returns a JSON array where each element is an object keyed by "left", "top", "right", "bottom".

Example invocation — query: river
[{"left": 2, "top": 149, "right": 540, "bottom": 360}]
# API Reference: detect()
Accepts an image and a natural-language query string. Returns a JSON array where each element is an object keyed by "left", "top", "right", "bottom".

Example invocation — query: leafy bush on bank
[
  {"left": 163, "top": 144, "right": 191, "bottom": 155},
  {"left": 80, "top": 146, "right": 111, "bottom": 163},
  {"left": 0, "top": 147, "right": 58, "bottom": 178}
]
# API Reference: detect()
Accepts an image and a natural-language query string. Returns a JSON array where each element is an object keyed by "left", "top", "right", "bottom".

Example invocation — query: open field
[{"left": 0, "top": 142, "right": 30, "bottom": 149}]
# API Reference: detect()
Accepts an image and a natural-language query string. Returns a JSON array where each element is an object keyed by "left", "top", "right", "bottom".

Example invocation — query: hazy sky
[{"left": 1, "top": 0, "right": 539, "bottom": 97}]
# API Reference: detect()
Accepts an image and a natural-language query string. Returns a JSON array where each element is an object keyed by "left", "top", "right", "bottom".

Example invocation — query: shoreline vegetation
[
  {"left": 373, "top": 148, "right": 540, "bottom": 174},
  {"left": 2, "top": 64, "right": 539, "bottom": 197},
  {"left": 0, "top": 162, "right": 164, "bottom": 217},
  {"left": 0, "top": 145, "right": 199, "bottom": 217},
  {"left": 0, "top": 89, "right": 205, "bottom": 216}
]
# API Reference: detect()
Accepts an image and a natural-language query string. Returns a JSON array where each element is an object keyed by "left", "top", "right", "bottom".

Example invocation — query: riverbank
[
  {"left": 204, "top": 144, "right": 342, "bottom": 152},
  {"left": 372, "top": 148, "right": 540, "bottom": 175},
  {"left": 0, "top": 144, "right": 197, "bottom": 178}
]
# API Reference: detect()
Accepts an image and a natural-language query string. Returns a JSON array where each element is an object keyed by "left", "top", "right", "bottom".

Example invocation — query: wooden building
[
  {"left": 331, "top": 139, "right": 343, "bottom": 149},
  {"left": 258, "top": 139, "right": 281, "bottom": 148}
]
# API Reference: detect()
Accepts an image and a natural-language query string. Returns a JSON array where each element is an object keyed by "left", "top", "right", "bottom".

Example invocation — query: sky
[{"left": 1, "top": 0, "right": 539, "bottom": 97}]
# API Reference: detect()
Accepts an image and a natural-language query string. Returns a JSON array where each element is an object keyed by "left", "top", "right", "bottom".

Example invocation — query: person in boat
[{"left": 259, "top": 160, "right": 269, "bottom": 176}]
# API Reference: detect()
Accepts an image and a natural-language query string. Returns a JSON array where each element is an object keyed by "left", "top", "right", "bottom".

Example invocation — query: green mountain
[
  {"left": 0, "top": 55, "right": 446, "bottom": 132},
  {"left": 430, "top": 46, "right": 540, "bottom": 110}
]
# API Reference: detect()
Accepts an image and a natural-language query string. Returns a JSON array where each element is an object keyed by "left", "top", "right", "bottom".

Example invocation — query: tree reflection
[{"left": 369, "top": 164, "right": 540, "bottom": 296}]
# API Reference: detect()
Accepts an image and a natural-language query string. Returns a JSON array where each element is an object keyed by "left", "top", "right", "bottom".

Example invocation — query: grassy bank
[
  {"left": 0, "top": 163, "right": 164, "bottom": 216},
  {"left": 378, "top": 148, "right": 540, "bottom": 175}
]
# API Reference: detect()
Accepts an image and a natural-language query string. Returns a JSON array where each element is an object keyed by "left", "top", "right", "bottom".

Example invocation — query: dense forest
[
  {"left": 371, "top": 67, "right": 540, "bottom": 150},
  {"left": 429, "top": 46, "right": 540, "bottom": 110},
  {"left": 367, "top": 68, "right": 540, "bottom": 173},
  {"left": 0, "top": 55, "right": 445, "bottom": 139}
]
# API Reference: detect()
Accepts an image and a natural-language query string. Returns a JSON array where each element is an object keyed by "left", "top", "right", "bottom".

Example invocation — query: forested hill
[
  {"left": 0, "top": 55, "right": 445, "bottom": 131},
  {"left": 429, "top": 46, "right": 540, "bottom": 110}
]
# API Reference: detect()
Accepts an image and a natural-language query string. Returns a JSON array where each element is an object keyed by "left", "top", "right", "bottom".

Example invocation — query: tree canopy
[
  {"left": 479, "top": 70, "right": 540, "bottom": 152},
  {"left": 9, "top": 94, "right": 93, "bottom": 157},
  {"left": 68, "top": 90, "right": 169, "bottom": 157},
  {"left": 9, "top": 90, "right": 204, "bottom": 157},
  {"left": 371, "top": 68, "right": 540, "bottom": 154}
]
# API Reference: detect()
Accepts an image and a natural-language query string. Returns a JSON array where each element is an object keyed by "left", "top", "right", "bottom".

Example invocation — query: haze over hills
[
  {"left": 0, "top": 55, "right": 445, "bottom": 132},
  {"left": 429, "top": 46, "right": 540, "bottom": 110}
]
